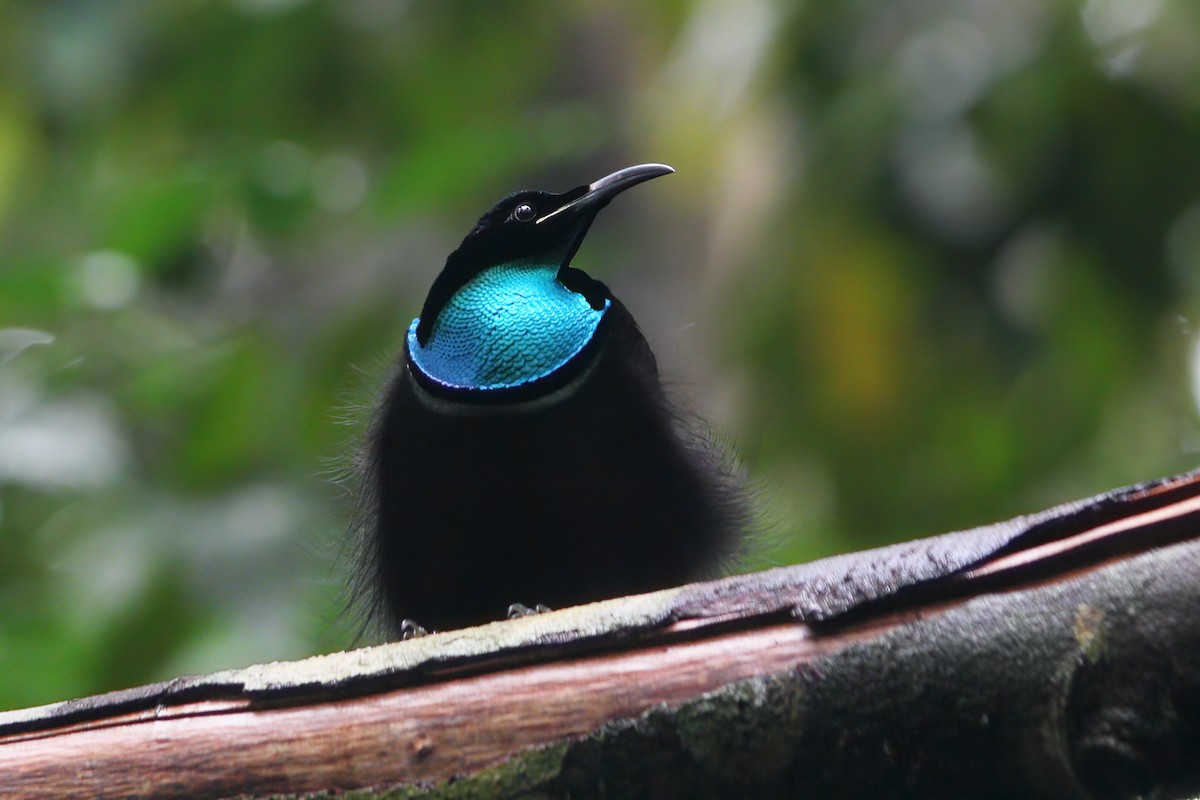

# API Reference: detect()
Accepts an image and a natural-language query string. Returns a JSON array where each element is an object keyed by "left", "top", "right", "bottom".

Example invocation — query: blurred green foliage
[{"left": 2, "top": 0, "right": 1199, "bottom": 710}]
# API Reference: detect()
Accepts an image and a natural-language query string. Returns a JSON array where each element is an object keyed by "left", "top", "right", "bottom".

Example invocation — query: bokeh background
[{"left": 3, "top": 0, "right": 1200, "bottom": 710}]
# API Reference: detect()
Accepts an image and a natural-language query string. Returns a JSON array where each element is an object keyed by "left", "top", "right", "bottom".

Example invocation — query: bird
[{"left": 350, "top": 163, "right": 746, "bottom": 637}]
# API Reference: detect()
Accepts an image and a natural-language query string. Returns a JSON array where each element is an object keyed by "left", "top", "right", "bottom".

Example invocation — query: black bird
[{"left": 352, "top": 163, "right": 745, "bottom": 636}]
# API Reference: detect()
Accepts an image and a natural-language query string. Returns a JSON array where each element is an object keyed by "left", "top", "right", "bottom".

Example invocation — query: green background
[{"left": 3, "top": 0, "right": 1199, "bottom": 710}]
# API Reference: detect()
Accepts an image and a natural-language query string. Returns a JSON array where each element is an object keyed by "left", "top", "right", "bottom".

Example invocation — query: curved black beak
[{"left": 537, "top": 163, "right": 674, "bottom": 225}]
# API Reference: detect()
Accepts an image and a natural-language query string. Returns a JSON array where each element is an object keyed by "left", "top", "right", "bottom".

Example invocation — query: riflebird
[{"left": 351, "top": 164, "right": 745, "bottom": 635}]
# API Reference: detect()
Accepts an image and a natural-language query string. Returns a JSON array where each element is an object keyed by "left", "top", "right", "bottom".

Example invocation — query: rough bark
[{"left": 2, "top": 470, "right": 1199, "bottom": 799}]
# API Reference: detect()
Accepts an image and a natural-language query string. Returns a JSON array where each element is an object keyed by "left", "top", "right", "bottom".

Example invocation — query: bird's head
[
  {"left": 414, "top": 164, "right": 674, "bottom": 345},
  {"left": 407, "top": 164, "right": 673, "bottom": 395}
]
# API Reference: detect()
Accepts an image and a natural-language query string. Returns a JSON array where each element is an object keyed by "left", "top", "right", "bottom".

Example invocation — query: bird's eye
[{"left": 513, "top": 203, "right": 536, "bottom": 222}]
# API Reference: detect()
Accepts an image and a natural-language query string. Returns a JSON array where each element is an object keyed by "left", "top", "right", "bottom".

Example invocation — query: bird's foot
[
  {"left": 507, "top": 603, "right": 552, "bottom": 619},
  {"left": 400, "top": 619, "right": 429, "bottom": 640}
]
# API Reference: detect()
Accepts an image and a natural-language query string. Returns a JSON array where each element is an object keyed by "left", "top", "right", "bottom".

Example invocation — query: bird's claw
[
  {"left": 507, "top": 603, "right": 552, "bottom": 619},
  {"left": 400, "top": 619, "right": 429, "bottom": 639}
]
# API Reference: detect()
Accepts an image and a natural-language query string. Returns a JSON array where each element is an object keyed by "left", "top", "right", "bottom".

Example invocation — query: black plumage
[{"left": 351, "top": 164, "right": 745, "bottom": 636}]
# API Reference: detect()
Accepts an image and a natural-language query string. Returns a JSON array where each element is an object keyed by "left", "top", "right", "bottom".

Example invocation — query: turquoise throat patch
[{"left": 407, "top": 261, "right": 609, "bottom": 392}]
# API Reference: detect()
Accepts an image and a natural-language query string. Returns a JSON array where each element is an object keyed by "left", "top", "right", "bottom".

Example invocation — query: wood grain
[{"left": 0, "top": 622, "right": 846, "bottom": 798}]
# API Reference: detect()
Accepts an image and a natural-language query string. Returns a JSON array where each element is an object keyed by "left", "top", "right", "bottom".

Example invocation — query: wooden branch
[{"left": 3, "top": 471, "right": 1200, "bottom": 799}]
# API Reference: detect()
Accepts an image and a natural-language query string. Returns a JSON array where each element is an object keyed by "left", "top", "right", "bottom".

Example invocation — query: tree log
[{"left": 2, "top": 471, "right": 1199, "bottom": 799}]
